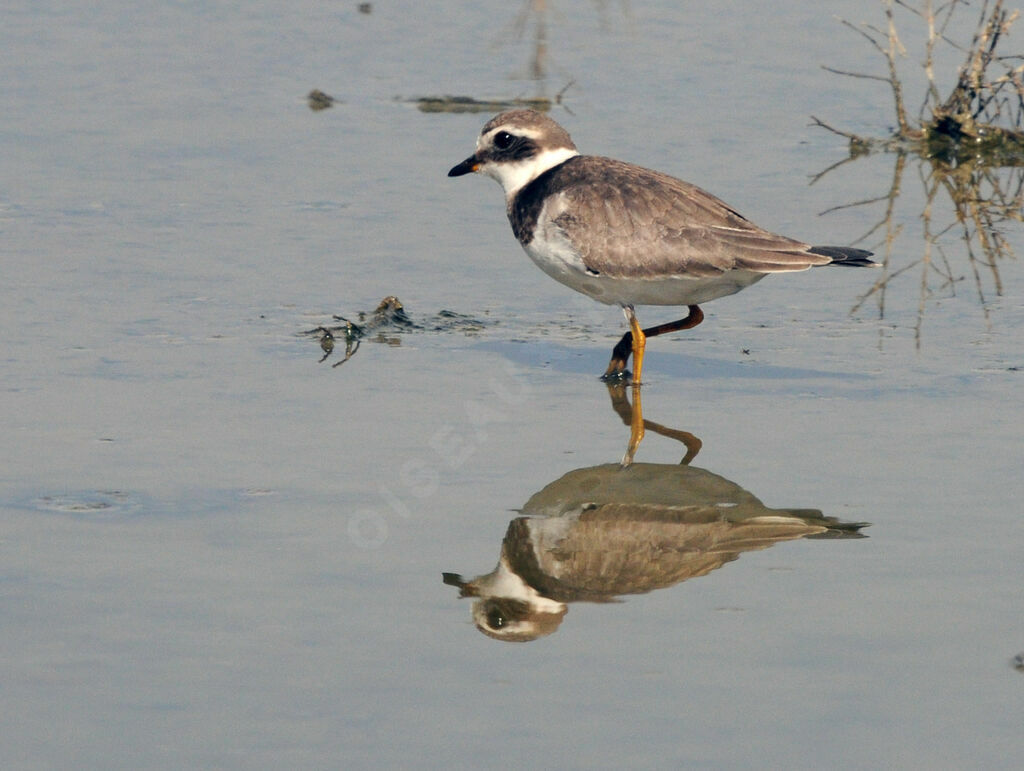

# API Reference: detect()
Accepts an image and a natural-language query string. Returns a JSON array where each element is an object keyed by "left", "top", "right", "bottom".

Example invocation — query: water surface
[{"left": 3, "top": 1, "right": 1022, "bottom": 768}]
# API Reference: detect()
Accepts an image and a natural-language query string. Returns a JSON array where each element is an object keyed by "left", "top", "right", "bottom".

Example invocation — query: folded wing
[{"left": 547, "top": 157, "right": 841, "bottom": 279}]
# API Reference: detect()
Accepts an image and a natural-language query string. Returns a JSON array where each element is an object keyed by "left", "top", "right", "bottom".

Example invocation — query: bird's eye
[
  {"left": 493, "top": 131, "right": 515, "bottom": 150},
  {"left": 487, "top": 608, "right": 506, "bottom": 629}
]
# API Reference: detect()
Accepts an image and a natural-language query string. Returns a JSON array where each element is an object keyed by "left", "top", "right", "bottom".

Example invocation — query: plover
[{"left": 448, "top": 110, "right": 876, "bottom": 383}]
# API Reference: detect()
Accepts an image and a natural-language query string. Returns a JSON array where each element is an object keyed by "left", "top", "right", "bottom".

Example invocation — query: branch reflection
[{"left": 815, "top": 149, "right": 1022, "bottom": 346}]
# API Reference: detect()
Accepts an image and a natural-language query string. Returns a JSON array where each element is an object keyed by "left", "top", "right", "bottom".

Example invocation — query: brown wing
[{"left": 549, "top": 157, "right": 831, "bottom": 279}]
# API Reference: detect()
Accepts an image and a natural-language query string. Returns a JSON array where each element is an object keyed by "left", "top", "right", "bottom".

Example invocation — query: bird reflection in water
[{"left": 443, "top": 385, "right": 869, "bottom": 642}]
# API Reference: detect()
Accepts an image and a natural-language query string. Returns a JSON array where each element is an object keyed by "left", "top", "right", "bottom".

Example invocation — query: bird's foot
[
  {"left": 600, "top": 360, "right": 633, "bottom": 383},
  {"left": 602, "top": 331, "right": 635, "bottom": 382}
]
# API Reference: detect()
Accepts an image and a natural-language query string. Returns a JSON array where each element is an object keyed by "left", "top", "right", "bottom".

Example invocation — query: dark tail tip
[{"left": 809, "top": 245, "right": 877, "bottom": 267}]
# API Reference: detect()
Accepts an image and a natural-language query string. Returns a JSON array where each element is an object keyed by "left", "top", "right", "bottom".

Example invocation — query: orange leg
[
  {"left": 625, "top": 307, "right": 647, "bottom": 385},
  {"left": 602, "top": 305, "right": 704, "bottom": 382}
]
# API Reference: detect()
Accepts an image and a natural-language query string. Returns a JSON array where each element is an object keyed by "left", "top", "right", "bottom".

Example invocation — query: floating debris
[
  {"left": 408, "top": 82, "right": 572, "bottom": 114},
  {"left": 358, "top": 2, "right": 372, "bottom": 13},
  {"left": 307, "top": 89, "right": 337, "bottom": 111},
  {"left": 412, "top": 95, "right": 552, "bottom": 114},
  {"left": 31, "top": 490, "right": 142, "bottom": 520},
  {"left": 304, "top": 296, "right": 493, "bottom": 368},
  {"left": 306, "top": 296, "right": 414, "bottom": 368}
]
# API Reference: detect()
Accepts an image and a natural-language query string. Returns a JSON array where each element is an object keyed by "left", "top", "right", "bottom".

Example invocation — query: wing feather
[{"left": 547, "top": 157, "right": 832, "bottom": 279}]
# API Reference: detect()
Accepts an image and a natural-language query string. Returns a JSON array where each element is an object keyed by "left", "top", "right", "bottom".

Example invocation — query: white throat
[
  {"left": 473, "top": 557, "right": 567, "bottom": 613},
  {"left": 483, "top": 147, "right": 579, "bottom": 200}
]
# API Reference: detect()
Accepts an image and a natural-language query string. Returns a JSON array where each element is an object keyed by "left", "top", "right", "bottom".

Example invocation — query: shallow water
[{"left": 3, "top": 1, "right": 1023, "bottom": 768}]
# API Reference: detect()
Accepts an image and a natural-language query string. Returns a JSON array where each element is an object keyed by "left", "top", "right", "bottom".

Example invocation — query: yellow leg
[{"left": 625, "top": 306, "right": 646, "bottom": 385}]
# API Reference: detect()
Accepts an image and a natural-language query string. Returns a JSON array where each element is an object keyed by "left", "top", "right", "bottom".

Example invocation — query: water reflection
[
  {"left": 403, "top": 0, "right": 586, "bottom": 114},
  {"left": 504, "top": 0, "right": 631, "bottom": 81},
  {"left": 444, "top": 385, "right": 868, "bottom": 642},
  {"left": 816, "top": 152, "right": 1021, "bottom": 345}
]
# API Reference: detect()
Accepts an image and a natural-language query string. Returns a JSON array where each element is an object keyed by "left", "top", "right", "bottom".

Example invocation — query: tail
[
  {"left": 809, "top": 245, "right": 877, "bottom": 267},
  {"left": 775, "top": 509, "right": 871, "bottom": 539}
]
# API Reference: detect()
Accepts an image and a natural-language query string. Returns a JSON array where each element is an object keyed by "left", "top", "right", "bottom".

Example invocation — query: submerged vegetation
[{"left": 813, "top": 0, "right": 1023, "bottom": 344}]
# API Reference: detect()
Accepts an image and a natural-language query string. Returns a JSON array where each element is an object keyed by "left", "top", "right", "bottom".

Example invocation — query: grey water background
[{"left": 3, "top": 1, "right": 1022, "bottom": 768}]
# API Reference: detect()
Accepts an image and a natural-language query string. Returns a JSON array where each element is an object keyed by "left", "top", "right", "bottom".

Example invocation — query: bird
[{"left": 447, "top": 109, "right": 876, "bottom": 383}]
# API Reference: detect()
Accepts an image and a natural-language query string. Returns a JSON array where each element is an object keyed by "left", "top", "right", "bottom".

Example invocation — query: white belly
[{"left": 521, "top": 238, "right": 768, "bottom": 307}]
